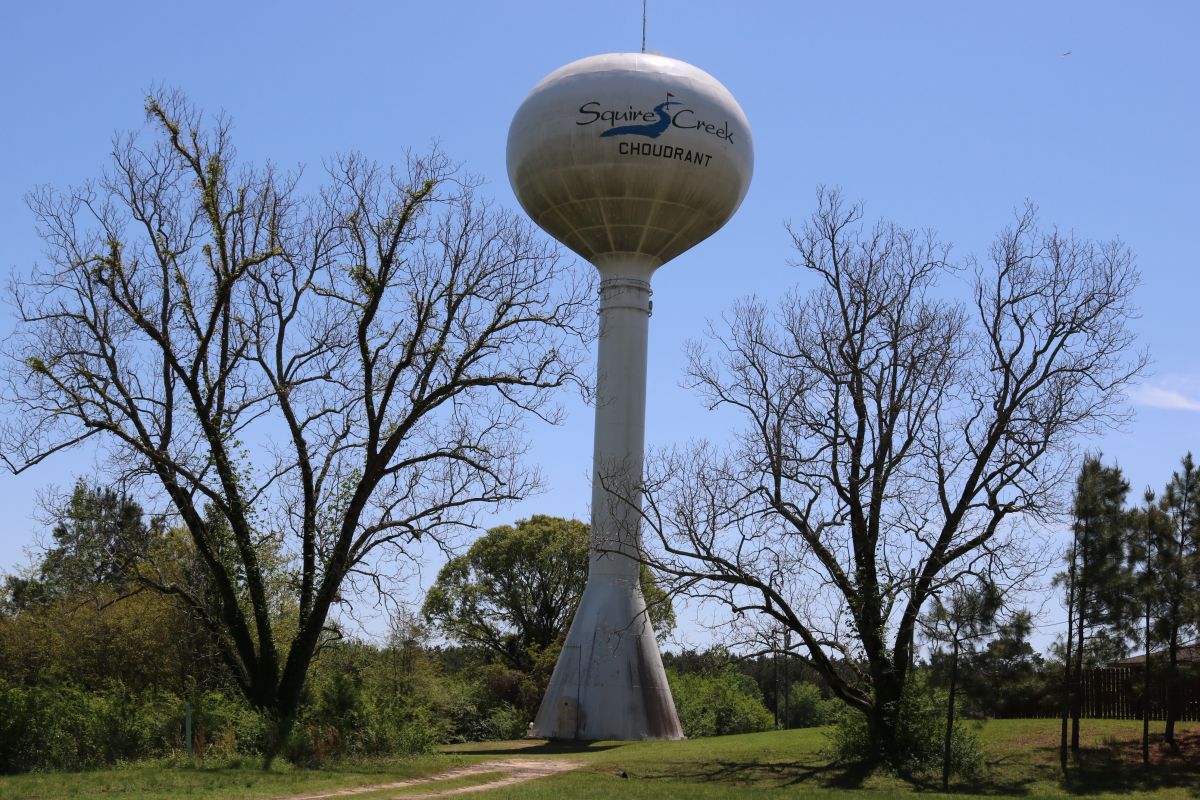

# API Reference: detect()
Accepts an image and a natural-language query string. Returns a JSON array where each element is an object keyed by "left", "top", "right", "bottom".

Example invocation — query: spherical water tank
[{"left": 507, "top": 53, "right": 753, "bottom": 270}]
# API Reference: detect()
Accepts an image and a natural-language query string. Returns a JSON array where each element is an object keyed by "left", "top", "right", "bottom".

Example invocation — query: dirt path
[{"left": 280, "top": 758, "right": 583, "bottom": 800}]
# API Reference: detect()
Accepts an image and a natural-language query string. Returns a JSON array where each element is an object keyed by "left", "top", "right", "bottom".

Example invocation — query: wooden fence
[{"left": 1004, "top": 667, "right": 1200, "bottom": 721}]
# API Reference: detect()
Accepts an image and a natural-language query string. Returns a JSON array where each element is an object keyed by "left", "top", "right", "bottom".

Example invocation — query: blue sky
[{"left": 1, "top": 1, "right": 1197, "bottom": 649}]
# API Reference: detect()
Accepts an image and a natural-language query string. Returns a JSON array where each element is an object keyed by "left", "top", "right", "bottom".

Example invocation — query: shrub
[
  {"left": 0, "top": 680, "right": 183, "bottom": 773},
  {"left": 396, "top": 707, "right": 442, "bottom": 754},
  {"left": 303, "top": 667, "right": 366, "bottom": 758},
  {"left": 667, "top": 665, "right": 774, "bottom": 737},
  {"left": 827, "top": 673, "right": 983, "bottom": 779},
  {"left": 786, "top": 682, "right": 840, "bottom": 728},
  {"left": 476, "top": 702, "right": 529, "bottom": 741},
  {"left": 283, "top": 722, "right": 340, "bottom": 768},
  {"left": 0, "top": 591, "right": 199, "bottom": 694},
  {"left": 191, "top": 690, "right": 268, "bottom": 759}
]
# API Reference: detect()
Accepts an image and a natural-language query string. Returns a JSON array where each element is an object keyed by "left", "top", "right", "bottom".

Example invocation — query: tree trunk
[
  {"left": 943, "top": 639, "right": 959, "bottom": 791},
  {"left": 773, "top": 636, "right": 780, "bottom": 729},
  {"left": 1165, "top": 631, "right": 1179, "bottom": 750},
  {"left": 1165, "top": 459, "right": 1192, "bottom": 752},
  {"left": 866, "top": 673, "right": 904, "bottom": 767},
  {"left": 783, "top": 629, "right": 790, "bottom": 730},
  {"left": 1060, "top": 517, "right": 1079, "bottom": 772},
  {"left": 260, "top": 572, "right": 340, "bottom": 768},
  {"left": 1142, "top": 634, "right": 1150, "bottom": 765},
  {"left": 1072, "top": 530, "right": 1087, "bottom": 754},
  {"left": 261, "top": 709, "right": 295, "bottom": 769},
  {"left": 1142, "top": 522, "right": 1151, "bottom": 767}
]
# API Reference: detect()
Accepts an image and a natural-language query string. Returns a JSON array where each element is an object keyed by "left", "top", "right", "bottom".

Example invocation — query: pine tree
[
  {"left": 1156, "top": 454, "right": 1199, "bottom": 750},
  {"left": 1128, "top": 489, "right": 1172, "bottom": 764},
  {"left": 1, "top": 480, "right": 155, "bottom": 612},
  {"left": 1061, "top": 456, "right": 1133, "bottom": 760},
  {"left": 922, "top": 579, "right": 1003, "bottom": 789}
]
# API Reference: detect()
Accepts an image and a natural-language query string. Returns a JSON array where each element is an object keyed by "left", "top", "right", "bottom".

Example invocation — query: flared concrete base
[{"left": 531, "top": 576, "right": 683, "bottom": 741}]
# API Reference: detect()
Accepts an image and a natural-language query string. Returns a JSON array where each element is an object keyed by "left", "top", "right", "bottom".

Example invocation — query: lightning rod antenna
[{"left": 642, "top": 0, "right": 647, "bottom": 53}]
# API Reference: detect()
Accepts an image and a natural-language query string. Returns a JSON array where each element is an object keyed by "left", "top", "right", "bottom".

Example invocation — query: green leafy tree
[
  {"left": 0, "top": 498, "right": 253, "bottom": 702},
  {"left": 2, "top": 480, "right": 155, "bottom": 612},
  {"left": 0, "top": 588, "right": 197, "bottom": 692},
  {"left": 423, "top": 515, "right": 675, "bottom": 672},
  {"left": 785, "top": 682, "right": 838, "bottom": 728}
]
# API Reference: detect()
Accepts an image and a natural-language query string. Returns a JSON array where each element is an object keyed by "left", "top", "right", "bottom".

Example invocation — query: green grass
[
  {"left": 447, "top": 719, "right": 1200, "bottom": 799},
  {"left": 1, "top": 720, "right": 1197, "bottom": 799},
  {"left": 0, "top": 753, "right": 464, "bottom": 800}
]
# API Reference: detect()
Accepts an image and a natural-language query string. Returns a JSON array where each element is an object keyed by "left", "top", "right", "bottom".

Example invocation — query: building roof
[{"left": 1112, "top": 645, "right": 1200, "bottom": 667}]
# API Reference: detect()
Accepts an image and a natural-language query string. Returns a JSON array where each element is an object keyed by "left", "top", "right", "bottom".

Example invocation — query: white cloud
[{"left": 1130, "top": 384, "right": 1200, "bottom": 412}]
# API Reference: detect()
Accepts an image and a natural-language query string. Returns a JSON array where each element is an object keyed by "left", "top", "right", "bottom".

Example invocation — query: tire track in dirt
[{"left": 280, "top": 758, "right": 582, "bottom": 800}]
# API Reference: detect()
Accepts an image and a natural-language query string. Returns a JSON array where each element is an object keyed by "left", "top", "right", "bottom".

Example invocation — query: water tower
[{"left": 507, "top": 52, "right": 753, "bottom": 740}]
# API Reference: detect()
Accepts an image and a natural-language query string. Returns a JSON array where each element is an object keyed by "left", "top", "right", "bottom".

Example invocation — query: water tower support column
[
  {"left": 509, "top": 50, "right": 753, "bottom": 741},
  {"left": 531, "top": 258, "right": 683, "bottom": 741}
]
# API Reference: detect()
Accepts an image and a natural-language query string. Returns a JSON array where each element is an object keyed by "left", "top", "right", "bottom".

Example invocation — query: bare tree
[
  {"left": 635, "top": 189, "right": 1145, "bottom": 763},
  {"left": 1, "top": 90, "right": 592, "bottom": 755}
]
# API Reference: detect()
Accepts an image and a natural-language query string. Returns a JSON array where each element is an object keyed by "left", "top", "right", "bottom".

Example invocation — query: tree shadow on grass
[
  {"left": 630, "top": 758, "right": 877, "bottom": 790},
  {"left": 1057, "top": 739, "right": 1200, "bottom": 796},
  {"left": 634, "top": 755, "right": 1042, "bottom": 795},
  {"left": 904, "top": 759, "right": 1040, "bottom": 796},
  {"left": 928, "top": 739, "right": 1200, "bottom": 797}
]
